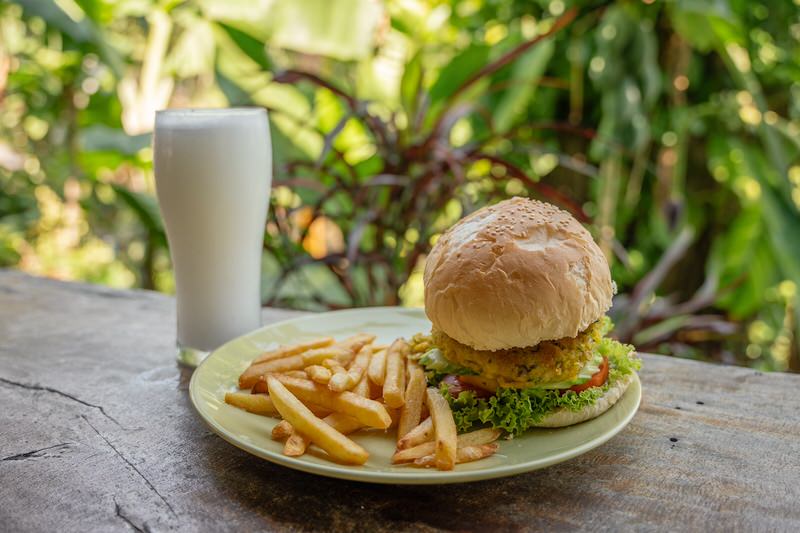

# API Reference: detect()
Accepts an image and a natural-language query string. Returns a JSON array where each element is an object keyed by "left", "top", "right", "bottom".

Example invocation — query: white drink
[{"left": 154, "top": 108, "right": 271, "bottom": 365}]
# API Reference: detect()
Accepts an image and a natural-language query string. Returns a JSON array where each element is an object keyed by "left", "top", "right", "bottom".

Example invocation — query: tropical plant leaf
[
  {"left": 217, "top": 22, "right": 271, "bottom": 71},
  {"left": 400, "top": 49, "right": 423, "bottom": 127},
  {"left": 428, "top": 44, "right": 490, "bottom": 107},
  {"left": 493, "top": 38, "right": 554, "bottom": 133},
  {"left": 669, "top": 0, "right": 740, "bottom": 52}
]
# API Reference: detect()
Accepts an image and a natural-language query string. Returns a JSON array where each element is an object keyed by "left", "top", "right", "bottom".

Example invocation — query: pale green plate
[{"left": 189, "top": 307, "right": 641, "bottom": 484}]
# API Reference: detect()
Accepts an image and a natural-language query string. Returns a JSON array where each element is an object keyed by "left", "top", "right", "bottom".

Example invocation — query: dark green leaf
[
  {"left": 400, "top": 49, "right": 423, "bottom": 125},
  {"left": 217, "top": 22, "right": 271, "bottom": 71},
  {"left": 428, "top": 44, "right": 490, "bottom": 106}
]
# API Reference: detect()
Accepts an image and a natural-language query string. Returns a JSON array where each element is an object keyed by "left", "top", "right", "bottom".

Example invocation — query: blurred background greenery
[{"left": 2, "top": 0, "right": 799, "bottom": 372}]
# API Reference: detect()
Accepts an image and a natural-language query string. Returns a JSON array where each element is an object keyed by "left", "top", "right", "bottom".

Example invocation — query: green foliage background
[{"left": 1, "top": 0, "right": 799, "bottom": 372}]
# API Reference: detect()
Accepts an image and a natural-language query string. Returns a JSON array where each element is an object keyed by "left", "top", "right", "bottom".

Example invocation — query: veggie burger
[{"left": 410, "top": 197, "right": 641, "bottom": 435}]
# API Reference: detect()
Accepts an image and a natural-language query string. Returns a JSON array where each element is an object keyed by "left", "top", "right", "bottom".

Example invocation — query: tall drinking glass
[{"left": 154, "top": 108, "right": 271, "bottom": 366}]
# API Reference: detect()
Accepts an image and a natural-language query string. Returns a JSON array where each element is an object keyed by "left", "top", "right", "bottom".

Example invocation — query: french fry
[
  {"left": 323, "top": 359, "right": 348, "bottom": 391},
  {"left": 271, "top": 375, "right": 392, "bottom": 429},
  {"left": 253, "top": 337, "right": 335, "bottom": 364},
  {"left": 307, "top": 405, "right": 333, "bottom": 418},
  {"left": 386, "top": 407, "right": 401, "bottom": 428},
  {"left": 328, "top": 373, "right": 354, "bottom": 392},
  {"left": 241, "top": 357, "right": 305, "bottom": 385},
  {"left": 397, "top": 359, "right": 426, "bottom": 439},
  {"left": 368, "top": 380, "right": 383, "bottom": 400},
  {"left": 457, "top": 427, "right": 501, "bottom": 446},
  {"left": 322, "top": 412, "right": 363, "bottom": 435},
  {"left": 251, "top": 379, "right": 334, "bottom": 417},
  {"left": 392, "top": 428, "right": 501, "bottom": 463},
  {"left": 250, "top": 370, "right": 312, "bottom": 391},
  {"left": 426, "top": 388, "right": 457, "bottom": 470},
  {"left": 352, "top": 361, "right": 372, "bottom": 398},
  {"left": 271, "top": 420, "right": 294, "bottom": 440},
  {"left": 413, "top": 443, "right": 499, "bottom": 468},
  {"left": 303, "top": 347, "right": 354, "bottom": 365},
  {"left": 455, "top": 443, "right": 499, "bottom": 463},
  {"left": 367, "top": 348, "right": 387, "bottom": 385},
  {"left": 306, "top": 365, "right": 332, "bottom": 384},
  {"left": 283, "top": 433, "right": 307, "bottom": 456},
  {"left": 239, "top": 347, "right": 351, "bottom": 389},
  {"left": 348, "top": 344, "right": 372, "bottom": 374},
  {"left": 337, "top": 333, "right": 376, "bottom": 354},
  {"left": 224, "top": 392, "right": 278, "bottom": 416},
  {"left": 397, "top": 417, "right": 433, "bottom": 449},
  {"left": 267, "top": 376, "right": 369, "bottom": 465},
  {"left": 251, "top": 379, "right": 268, "bottom": 394},
  {"left": 329, "top": 345, "right": 371, "bottom": 392},
  {"left": 283, "top": 411, "right": 364, "bottom": 456},
  {"left": 392, "top": 441, "right": 435, "bottom": 463},
  {"left": 322, "top": 358, "right": 347, "bottom": 374},
  {"left": 282, "top": 370, "right": 309, "bottom": 379},
  {"left": 383, "top": 339, "right": 408, "bottom": 408}
]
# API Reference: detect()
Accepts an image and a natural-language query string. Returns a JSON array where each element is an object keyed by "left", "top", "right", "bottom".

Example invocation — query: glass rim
[
  {"left": 155, "top": 107, "right": 268, "bottom": 130},
  {"left": 156, "top": 107, "right": 266, "bottom": 116}
]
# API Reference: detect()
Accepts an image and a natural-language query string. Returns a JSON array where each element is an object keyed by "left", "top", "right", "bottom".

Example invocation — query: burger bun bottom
[{"left": 533, "top": 374, "right": 634, "bottom": 428}]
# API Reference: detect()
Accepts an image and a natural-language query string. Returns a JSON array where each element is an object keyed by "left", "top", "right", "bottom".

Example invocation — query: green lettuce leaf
[{"left": 597, "top": 315, "right": 614, "bottom": 336}]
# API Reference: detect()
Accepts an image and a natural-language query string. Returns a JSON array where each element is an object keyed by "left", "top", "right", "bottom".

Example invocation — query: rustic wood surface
[{"left": 1, "top": 270, "right": 799, "bottom": 532}]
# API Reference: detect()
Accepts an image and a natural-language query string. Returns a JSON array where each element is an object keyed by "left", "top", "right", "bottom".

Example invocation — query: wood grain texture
[{"left": 1, "top": 270, "right": 798, "bottom": 532}]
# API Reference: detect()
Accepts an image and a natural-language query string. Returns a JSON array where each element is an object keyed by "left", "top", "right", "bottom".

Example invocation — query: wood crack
[
  {"left": 114, "top": 497, "right": 147, "bottom": 533},
  {"left": 0, "top": 376, "right": 122, "bottom": 427},
  {"left": 2, "top": 443, "right": 72, "bottom": 461},
  {"left": 81, "top": 415, "right": 177, "bottom": 518}
]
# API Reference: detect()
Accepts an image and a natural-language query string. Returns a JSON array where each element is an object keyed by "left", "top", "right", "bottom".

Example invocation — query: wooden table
[{"left": 1, "top": 270, "right": 799, "bottom": 532}]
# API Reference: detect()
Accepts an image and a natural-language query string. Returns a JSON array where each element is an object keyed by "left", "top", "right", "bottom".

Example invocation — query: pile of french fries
[{"left": 224, "top": 334, "right": 500, "bottom": 469}]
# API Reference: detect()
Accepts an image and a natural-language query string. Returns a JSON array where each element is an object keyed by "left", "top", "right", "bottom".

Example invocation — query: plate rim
[{"left": 189, "top": 306, "right": 642, "bottom": 485}]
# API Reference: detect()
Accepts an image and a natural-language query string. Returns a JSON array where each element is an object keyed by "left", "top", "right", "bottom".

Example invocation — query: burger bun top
[{"left": 423, "top": 197, "right": 614, "bottom": 351}]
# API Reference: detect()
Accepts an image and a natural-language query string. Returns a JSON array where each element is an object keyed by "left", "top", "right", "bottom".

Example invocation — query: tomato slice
[
  {"left": 442, "top": 375, "right": 494, "bottom": 398},
  {"left": 568, "top": 356, "right": 609, "bottom": 393}
]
